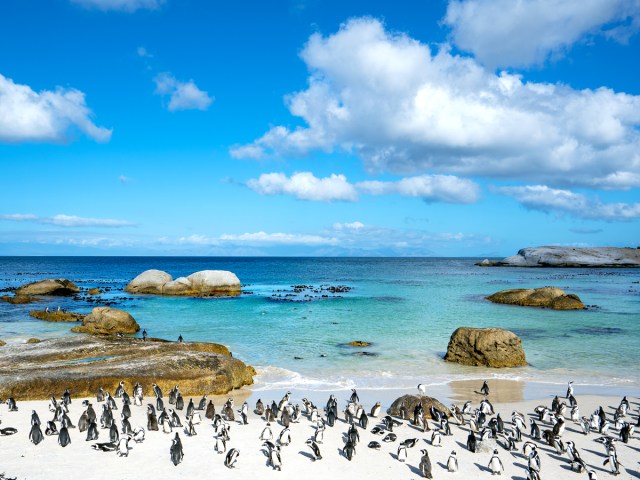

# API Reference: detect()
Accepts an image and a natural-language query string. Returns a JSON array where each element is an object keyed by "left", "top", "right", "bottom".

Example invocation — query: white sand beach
[{"left": 1, "top": 380, "right": 638, "bottom": 480}]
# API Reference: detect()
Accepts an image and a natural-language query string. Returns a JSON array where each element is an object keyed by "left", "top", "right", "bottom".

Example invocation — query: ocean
[{"left": 1, "top": 256, "right": 638, "bottom": 393}]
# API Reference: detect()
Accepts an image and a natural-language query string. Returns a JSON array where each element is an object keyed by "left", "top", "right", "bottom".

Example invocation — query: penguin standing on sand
[
  {"left": 170, "top": 435, "right": 183, "bottom": 465},
  {"left": 206, "top": 400, "right": 216, "bottom": 420},
  {"left": 419, "top": 449, "right": 433, "bottom": 479},
  {"left": 186, "top": 398, "right": 195, "bottom": 417},
  {"left": 147, "top": 405, "right": 159, "bottom": 431},
  {"left": 480, "top": 381, "right": 490, "bottom": 396},
  {"left": 110, "top": 422, "right": 119, "bottom": 443},
  {"left": 224, "top": 448, "right": 239, "bottom": 468},
  {"left": 314, "top": 421, "right": 325, "bottom": 443},
  {"left": 175, "top": 393, "right": 184, "bottom": 411},
  {"left": 447, "top": 450, "right": 458, "bottom": 472},
  {"left": 488, "top": 449, "right": 504, "bottom": 475},
  {"left": 343, "top": 439, "right": 356, "bottom": 461},
  {"left": 260, "top": 423, "right": 273, "bottom": 441},
  {"left": 31, "top": 410, "right": 41, "bottom": 426},
  {"left": 29, "top": 421, "right": 44, "bottom": 445},
  {"left": 58, "top": 426, "right": 71, "bottom": 447},
  {"left": 566, "top": 381, "right": 574, "bottom": 398},
  {"left": 197, "top": 395, "right": 207, "bottom": 411},
  {"left": 86, "top": 421, "right": 99, "bottom": 441},
  {"left": 370, "top": 401, "right": 381, "bottom": 418},
  {"left": 467, "top": 431, "right": 477, "bottom": 453},
  {"left": 306, "top": 439, "right": 322, "bottom": 460},
  {"left": 255, "top": 399, "right": 264, "bottom": 416},
  {"left": 97, "top": 387, "right": 105, "bottom": 403},
  {"left": 603, "top": 442, "right": 622, "bottom": 475},
  {"left": 153, "top": 383, "right": 163, "bottom": 399},
  {"left": 397, "top": 445, "right": 407, "bottom": 462}
]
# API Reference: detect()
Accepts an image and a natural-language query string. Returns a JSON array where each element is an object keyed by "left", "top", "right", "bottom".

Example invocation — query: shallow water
[{"left": 1, "top": 256, "right": 638, "bottom": 391}]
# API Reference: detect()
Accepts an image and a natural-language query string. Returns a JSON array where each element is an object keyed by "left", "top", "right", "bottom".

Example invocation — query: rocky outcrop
[
  {"left": 0, "top": 340, "right": 5, "bottom": 347},
  {"left": 125, "top": 269, "right": 241, "bottom": 296},
  {"left": 88, "top": 288, "right": 103, "bottom": 295},
  {"left": 486, "top": 287, "right": 585, "bottom": 310},
  {"left": 0, "top": 336, "right": 254, "bottom": 400},
  {"left": 387, "top": 395, "right": 450, "bottom": 420},
  {"left": 444, "top": 327, "right": 527, "bottom": 368},
  {"left": 29, "top": 310, "right": 86, "bottom": 322},
  {"left": 71, "top": 307, "right": 140, "bottom": 335},
  {"left": 26, "top": 338, "right": 41, "bottom": 344},
  {"left": 477, "top": 246, "right": 640, "bottom": 267},
  {"left": 347, "top": 340, "right": 371, "bottom": 347},
  {"left": 15, "top": 278, "right": 80, "bottom": 296},
  {"left": 1, "top": 294, "right": 37, "bottom": 304}
]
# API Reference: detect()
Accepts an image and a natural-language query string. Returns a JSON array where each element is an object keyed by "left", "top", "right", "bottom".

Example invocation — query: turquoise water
[{"left": 0, "top": 257, "right": 638, "bottom": 391}]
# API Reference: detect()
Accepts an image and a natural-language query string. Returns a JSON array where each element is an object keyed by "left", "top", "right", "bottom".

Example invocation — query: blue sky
[{"left": 0, "top": 0, "right": 639, "bottom": 256}]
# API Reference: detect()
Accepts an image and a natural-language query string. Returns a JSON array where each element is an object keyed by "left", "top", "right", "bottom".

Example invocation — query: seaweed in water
[
  {"left": 574, "top": 327, "right": 624, "bottom": 335},
  {"left": 510, "top": 328, "right": 548, "bottom": 340}
]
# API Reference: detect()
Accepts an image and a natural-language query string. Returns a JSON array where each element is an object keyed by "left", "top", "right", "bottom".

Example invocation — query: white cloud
[
  {"left": 444, "top": 0, "right": 640, "bottom": 69},
  {"left": 178, "top": 232, "right": 339, "bottom": 246},
  {"left": 357, "top": 175, "right": 480, "bottom": 203},
  {"left": 497, "top": 185, "right": 640, "bottom": 221},
  {"left": 231, "top": 18, "right": 640, "bottom": 190},
  {"left": 0, "top": 74, "right": 111, "bottom": 143},
  {"left": 118, "top": 175, "right": 132, "bottom": 183},
  {"left": 246, "top": 172, "right": 358, "bottom": 202},
  {"left": 71, "top": 0, "right": 164, "bottom": 12},
  {"left": 333, "top": 221, "right": 365, "bottom": 230},
  {"left": 246, "top": 171, "right": 480, "bottom": 203},
  {"left": 136, "top": 46, "right": 152, "bottom": 58},
  {"left": 154, "top": 73, "right": 213, "bottom": 112},
  {"left": 0, "top": 213, "right": 134, "bottom": 227}
]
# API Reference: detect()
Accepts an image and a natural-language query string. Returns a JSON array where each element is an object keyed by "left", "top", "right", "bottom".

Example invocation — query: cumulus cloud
[
  {"left": 333, "top": 221, "right": 365, "bottom": 230},
  {"left": 231, "top": 18, "right": 640, "bottom": 190},
  {"left": 246, "top": 172, "right": 358, "bottom": 202},
  {"left": 136, "top": 46, "right": 152, "bottom": 58},
  {"left": 0, "top": 74, "right": 111, "bottom": 143},
  {"left": 0, "top": 213, "right": 134, "bottom": 227},
  {"left": 497, "top": 185, "right": 640, "bottom": 221},
  {"left": 444, "top": 0, "right": 640, "bottom": 69},
  {"left": 154, "top": 73, "right": 213, "bottom": 111},
  {"left": 246, "top": 171, "right": 480, "bottom": 203},
  {"left": 179, "top": 232, "right": 339, "bottom": 246},
  {"left": 70, "top": 0, "right": 164, "bottom": 12}
]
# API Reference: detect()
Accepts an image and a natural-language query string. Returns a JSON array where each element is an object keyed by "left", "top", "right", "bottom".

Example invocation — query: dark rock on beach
[
  {"left": 387, "top": 394, "right": 449, "bottom": 420},
  {"left": 70, "top": 307, "right": 140, "bottom": 335},
  {"left": 477, "top": 246, "right": 640, "bottom": 267},
  {"left": 0, "top": 335, "right": 255, "bottom": 400},
  {"left": 444, "top": 327, "right": 527, "bottom": 368},
  {"left": 15, "top": 278, "right": 80, "bottom": 296},
  {"left": 486, "top": 286, "right": 585, "bottom": 310}
]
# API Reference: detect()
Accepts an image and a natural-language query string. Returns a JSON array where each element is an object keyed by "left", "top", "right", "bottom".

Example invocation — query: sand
[{"left": 0, "top": 381, "right": 638, "bottom": 480}]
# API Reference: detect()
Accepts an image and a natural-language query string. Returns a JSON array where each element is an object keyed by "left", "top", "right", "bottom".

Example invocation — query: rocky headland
[
  {"left": 477, "top": 246, "right": 640, "bottom": 267},
  {"left": 0, "top": 335, "right": 254, "bottom": 399},
  {"left": 486, "top": 286, "right": 585, "bottom": 310},
  {"left": 444, "top": 327, "right": 527, "bottom": 368},
  {"left": 125, "top": 269, "right": 241, "bottom": 296}
]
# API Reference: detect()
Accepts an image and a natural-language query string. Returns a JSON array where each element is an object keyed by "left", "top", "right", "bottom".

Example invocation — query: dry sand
[{"left": 0, "top": 381, "right": 638, "bottom": 480}]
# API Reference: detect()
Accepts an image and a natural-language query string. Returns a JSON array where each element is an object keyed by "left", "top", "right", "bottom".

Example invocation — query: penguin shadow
[
  {"left": 625, "top": 468, "right": 640, "bottom": 478},
  {"left": 455, "top": 441, "right": 467, "bottom": 450},
  {"left": 436, "top": 461, "right": 447, "bottom": 470},
  {"left": 511, "top": 476, "right": 527, "bottom": 480},
  {"left": 513, "top": 462, "right": 527, "bottom": 469},
  {"left": 625, "top": 445, "right": 640, "bottom": 453},
  {"left": 584, "top": 448, "right": 607, "bottom": 458},
  {"left": 298, "top": 450, "right": 315, "bottom": 461},
  {"left": 547, "top": 453, "right": 565, "bottom": 462},
  {"left": 473, "top": 462, "right": 492, "bottom": 473},
  {"left": 405, "top": 463, "right": 423, "bottom": 476}
]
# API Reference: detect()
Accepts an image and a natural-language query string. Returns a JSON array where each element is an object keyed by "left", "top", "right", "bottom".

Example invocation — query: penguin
[
  {"left": 566, "top": 441, "right": 586, "bottom": 472},
  {"left": 214, "top": 434, "right": 227, "bottom": 454},
  {"left": 45, "top": 420, "right": 58, "bottom": 436},
  {"left": 552, "top": 395, "right": 560, "bottom": 412},
  {"left": 58, "top": 425, "right": 71, "bottom": 447},
  {"left": 368, "top": 440, "right": 381, "bottom": 450},
  {"left": 170, "top": 435, "right": 183, "bottom": 465},
  {"left": 114, "top": 381, "right": 125, "bottom": 398},
  {"left": 419, "top": 449, "right": 433, "bottom": 479},
  {"left": 528, "top": 446, "right": 541, "bottom": 473},
  {"left": 255, "top": 399, "right": 264, "bottom": 416},
  {"left": 413, "top": 403, "right": 424, "bottom": 426},
  {"left": 100, "top": 404, "right": 113, "bottom": 429},
  {"left": 96, "top": 387, "right": 105, "bottom": 403},
  {"left": 552, "top": 417, "right": 565, "bottom": 437},
  {"left": 359, "top": 411, "right": 369, "bottom": 429},
  {"left": 306, "top": 438, "right": 322, "bottom": 460},
  {"left": 619, "top": 422, "right": 631, "bottom": 443},
  {"left": 239, "top": 402, "right": 249, "bottom": 425},
  {"left": 92, "top": 441, "right": 117, "bottom": 452},
  {"left": 383, "top": 433, "right": 397, "bottom": 442},
  {"left": 170, "top": 409, "right": 182, "bottom": 428},
  {"left": 86, "top": 421, "right": 99, "bottom": 441},
  {"left": 184, "top": 415, "right": 197, "bottom": 436},
  {"left": 488, "top": 449, "right": 504, "bottom": 475},
  {"left": 122, "top": 403, "right": 131, "bottom": 419},
  {"left": 197, "top": 395, "right": 207, "bottom": 411},
  {"left": 260, "top": 423, "right": 273, "bottom": 441},
  {"left": 417, "top": 384, "right": 427, "bottom": 396},
  {"left": 441, "top": 417, "right": 452, "bottom": 436},
  {"left": 121, "top": 413, "right": 133, "bottom": 434},
  {"left": 278, "top": 426, "right": 291, "bottom": 446},
  {"left": 281, "top": 407, "right": 291, "bottom": 427},
  {"left": 431, "top": 430, "right": 442, "bottom": 447},
  {"left": 133, "top": 383, "right": 144, "bottom": 406},
  {"left": 168, "top": 386, "right": 178, "bottom": 405},
  {"left": 6, "top": 397, "right": 18, "bottom": 412},
  {"left": 400, "top": 437, "right": 419, "bottom": 448},
  {"left": 175, "top": 393, "right": 184, "bottom": 411},
  {"left": 61, "top": 413, "right": 75, "bottom": 429},
  {"left": 186, "top": 398, "right": 195, "bottom": 417},
  {"left": 530, "top": 418, "right": 541, "bottom": 439},
  {"left": 86, "top": 403, "right": 97, "bottom": 424},
  {"left": 224, "top": 448, "right": 239, "bottom": 468},
  {"left": 132, "top": 426, "right": 145, "bottom": 443},
  {"left": 348, "top": 423, "right": 360, "bottom": 445},
  {"left": 447, "top": 450, "right": 458, "bottom": 472},
  {"left": 480, "top": 381, "right": 490, "bottom": 396},
  {"left": 268, "top": 445, "right": 282, "bottom": 471},
  {"left": 116, "top": 435, "right": 130, "bottom": 457},
  {"left": 603, "top": 443, "right": 622, "bottom": 475},
  {"left": 370, "top": 401, "right": 381, "bottom": 418},
  {"left": 314, "top": 421, "right": 325, "bottom": 443},
  {"left": 205, "top": 400, "right": 216, "bottom": 420},
  {"left": 122, "top": 391, "right": 131, "bottom": 406},
  {"left": 110, "top": 422, "right": 119, "bottom": 443},
  {"left": 77, "top": 411, "right": 89, "bottom": 432},
  {"left": 397, "top": 445, "right": 408, "bottom": 462},
  {"left": 566, "top": 381, "right": 574, "bottom": 398},
  {"left": 106, "top": 392, "right": 118, "bottom": 411},
  {"left": 467, "top": 431, "right": 477, "bottom": 453},
  {"left": 147, "top": 404, "right": 159, "bottom": 431},
  {"left": 153, "top": 383, "right": 163, "bottom": 399},
  {"left": 29, "top": 422, "right": 44, "bottom": 445},
  {"left": 587, "top": 470, "right": 598, "bottom": 480},
  {"left": 343, "top": 439, "right": 356, "bottom": 461},
  {"left": 178, "top": 334, "right": 183, "bottom": 342},
  {"left": 349, "top": 389, "right": 359, "bottom": 404},
  {"left": 30, "top": 410, "right": 41, "bottom": 426},
  {"left": 326, "top": 409, "right": 336, "bottom": 427}
]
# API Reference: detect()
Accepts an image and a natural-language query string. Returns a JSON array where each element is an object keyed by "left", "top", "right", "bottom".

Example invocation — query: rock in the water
[
  {"left": 347, "top": 340, "right": 371, "bottom": 347},
  {"left": 71, "top": 307, "right": 140, "bottom": 335},
  {"left": 125, "top": 269, "right": 241, "bottom": 296},
  {"left": 15, "top": 278, "right": 80, "bottom": 296},
  {"left": 1, "top": 294, "right": 37, "bottom": 305},
  {"left": 0, "top": 340, "right": 5, "bottom": 347},
  {"left": 387, "top": 395, "right": 449, "bottom": 420},
  {"left": 26, "top": 338, "right": 41, "bottom": 344},
  {"left": 476, "top": 246, "right": 640, "bottom": 267},
  {"left": 88, "top": 288, "right": 103, "bottom": 295},
  {"left": 486, "top": 287, "right": 585, "bottom": 310},
  {"left": 0, "top": 336, "right": 254, "bottom": 399},
  {"left": 444, "top": 327, "right": 527, "bottom": 368},
  {"left": 29, "top": 310, "right": 86, "bottom": 322}
]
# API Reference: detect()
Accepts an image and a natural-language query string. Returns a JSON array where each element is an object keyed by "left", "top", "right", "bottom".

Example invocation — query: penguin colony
[{"left": 0, "top": 381, "right": 638, "bottom": 478}]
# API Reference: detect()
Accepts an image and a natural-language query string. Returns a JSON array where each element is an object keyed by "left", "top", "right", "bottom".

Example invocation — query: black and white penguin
[
  {"left": 132, "top": 426, "right": 145, "bottom": 443},
  {"left": 281, "top": 407, "right": 291, "bottom": 428},
  {"left": 224, "top": 448, "right": 239, "bottom": 468},
  {"left": 91, "top": 441, "right": 117, "bottom": 452},
  {"left": 121, "top": 403, "right": 131, "bottom": 420},
  {"left": 6, "top": 397, "right": 18, "bottom": 412},
  {"left": 268, "top": 445, "right": 282, "bottom": 471},
  {"left": 96, "top": 387, "right": 105, "bottom": 403},
  {"left": 110, "top": 422, "right": 119, "bottom": 443},
  {"left": 419, "top": 449, "right": 433, "bottom": 479},
  {"left": 368, "top": 440, "right": 381, "bottom": 450},
  {"left": 169, "top": 386, "right": 178, "bottom": 405},
  {"left": 86, "top": 421, "right": 99, "bottom": 441},
  {"left": 170, "top": 409, "right": 182, "bottom": 428},
  {"left": 117, "top": 435, "right": 130, "bottom": 457},
  {"left": 603, "top": 443, "right": 621, "bottom": 475},
  {"left": 447, "top": 450, "right": 458, "bottom": 472},
  {"left": 205, "top": 400, "right": 216, "bottom": 420},
  {"left": 530, "top": 418, "right": 541, "bottom": 439},
  {"left": 359, "top": 411, "right": 369, "bottom": 429},
  {"left": 417, "top": 384, "right": 427, "bottom": 396},
  {"left": 255, "top": 399, "right": 264, "bottom": 416},
  {"left": 45, "top": 420, "right": 58, "bottom": 436},
  {"left": 314, "top": 420, "right": 325, "bottom": 443},
  {"left": 133, "top": 383, "right": 144, "bottom": 406},
  {"left": 349, "top": 389, "right": 359, "bottom": 404},
  {"left": 86, "top": 403, "right": 96, "bottom": 424},
  {"left": 587, "top": 470, "right": 599, "bottom": 480},
  {"left": 29, "top": 422, "right": 44, "bottom": 445},
  {"left": 114, "top": 381, "right": 125, "bottom": 398},
  {"left": 343, "top": 439, "right": 356, "bottom": 461},
  {"left": 306, "top": 438, "right": 322, "bottom": 460},
  {"left": 147, "top": 404, "right": 159, "bottom": 431},
  {"left": 348, "top": 423, "right": 360, "bottom": 445},
  {"left": 240, "top": 402, "right": 249, "bottom": 425},
  {"left": 214, "top": 434, "right": 227, "bottom": 454},
  {"left": 186, "top": 398, "right": 195, "bottom": 417},
  {"left": 30, "top": 410, "right": 41, "bottom": 426},
  {"left": 488, "top": 449, "right": 504, "bottom": 475},
  {"left": 121, "top": 413, "right": 133, "bottom": 435},
  {"left": 370, "top": 401, "right": 381, "bottom": 418},
  {"left": 58, "top": 426, "right": 71, "bottom": 447},
  {"left": 184, "top": 415, "right": 197, "bottom": 437},
  {"left": 100, "top": 403, "right": 113, "bottom": 429},
  {"left": 431, "top": 430, "right": 442, "bottom": 447},
  {"left": 552, "top": 417, "right": 566, "bottom": 437},
  {"left": 106, "top": 392, "right": 118, "bottom": 411},
  {"left": 122, "top": 391, "right": 131, "bottom": 407},
  {"left": 566, "top": 441, "right": 586, "bottom": 472},
  {"left": 197, "top": 395, "right": 207, "bottom": 411},
  {"left": 278, "top": 426, "right": 291, "bottom": 446},
  {"left": 480, "top": 381, "right": 490, "bottom": 396},
  {"left": 326, "top": 409, "right": 336, "bottom": 427},
  {"left": 61, "top": 412, "right": 75, "bottom": 429},
  {"left": 401, "top": 438, "right": 419, "bottom": 448},
  {"left": 170, "top": 435, "right": 183, "bottom": 465},
  {"left": 397, "top": 445, "right": 408, "bottom": 462},
  {"left": 566, "top": 381, "right": 574, "bottom": 399},
  {"left": 153, "top": 383, "right": 163, "bottom": 399},
  {"left": 260, "top": 423, "right": 273, "bottom": 441},
  {"left": 383, "top": 433, "right": 397, "bottom": 443},
  {"left": 175, "top": 393, "right": 184, "bottom": 411},
  {"left": 467, "top": 431, "right": 477, "bottom": 453}
]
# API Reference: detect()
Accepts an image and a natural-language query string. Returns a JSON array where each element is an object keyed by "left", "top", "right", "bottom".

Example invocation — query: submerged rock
[
  {"left": 0, "top": 340, "right": 5, "bottom": 347},
  {"left": 125, "top": 269, "right": 241, "bottom": 296},
  {"left": 486, "top": 287, "right": 585, "bottom": 310},
  {"left": 387, "top": 395, "right": 449, "bottom": 420},
  {"left": 0, "top": 336, "right": 254, "bottom": 400},
  {"left": 347, "top": 340, "right": 371, "bottom": 347},
  {"left": 476, "top": 246, "right": 640, "bottom": 267},
  {"left": 1, "top": 294, "right": 38, "bottom": 305},
  {"left": 444, "top": 327, "right": 527, "bottom": 368},
  {"left": 71, "top": 307, "right": 140, "bottom": 335},
  {"left": 29, "top": 310, "right": 86, "bottom": 322},
  {"left": 26, "top": 338, "right": 41, "bottom": 344},
  {"left": 88, "top": 288, "right": 103, "bottom": 295},
  {"left": 15, "top": 278, "right": 80, "bottom": 296}
]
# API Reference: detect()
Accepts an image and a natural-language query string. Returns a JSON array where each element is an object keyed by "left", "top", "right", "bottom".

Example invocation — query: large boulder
[
  {"left": 387, "top": 394, "right": 450, "bottom": 420},
  {"left": 476, "top": 246, "right": 640, "bottom": 267},
  {"left": 1, "top": 294, "right": 37, "bottom": 304},
  {"left": 0, "top": 336, "right": 254, "bottom": 399},
  {"left": 444, "top": 327, "right": 527, "bottom": 368},
  {"left": 29, "top": 310, "right": 86, "bottom": 322},
  {"left": 71, "top": 307, "right": 140, "bottom": 335},
  {"left": 15, "top": 278, "right": 79, "bottom": 296},
  {"left": 486, "top": 287, "right": 585, "bottom": 310},
  {"left": 125, "top": 269, "right": 241, "bottom": 296}
]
